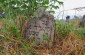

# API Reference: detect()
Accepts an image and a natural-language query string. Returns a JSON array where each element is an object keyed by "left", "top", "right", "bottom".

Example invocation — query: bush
[
  {"left": 55, "top": 20, "right": 75, "bottom": 37},
  {"left": 75, "top": 27, "right": 85, "bottom": 38}
]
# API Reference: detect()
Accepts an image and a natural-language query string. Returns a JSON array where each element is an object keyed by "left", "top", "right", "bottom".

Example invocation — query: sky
[{"left": 55, "top": 0, "right": 85, "bottom": 19}]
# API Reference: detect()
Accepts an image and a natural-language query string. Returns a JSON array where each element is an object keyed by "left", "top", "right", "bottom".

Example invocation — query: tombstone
[
  {"left": 74, "top": 15, "right": 79, "bottom": 19},
  {"left": 66, "top": 16, "right": 70, "bottom": 22},
  {"left": 79, "top": 15, "right": 85, "bottom": 27},
  {"left": 23, "top": 8, "right": 55, "bottom": 45}
]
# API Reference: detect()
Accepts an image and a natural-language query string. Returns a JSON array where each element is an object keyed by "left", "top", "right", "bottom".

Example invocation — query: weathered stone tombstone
[
  {"left": 66, "top": 16, "right": 70, "bottom": 23},
  {"left": 23, "top": 8, "right": 55, "bottom": 45},
  {"left": 79, "top": 15, "right": 85, "bottom": 27}
]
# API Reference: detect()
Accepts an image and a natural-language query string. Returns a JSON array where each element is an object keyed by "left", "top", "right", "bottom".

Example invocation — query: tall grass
[
  {"left": 0, "top": 15, "right": 35, "bottom": 55},
  {"left": 0, "top": 16, "right": 85, "bottom": 55},
  {"left": 55, "top": 20, "right": 75, "bottom": 37}
]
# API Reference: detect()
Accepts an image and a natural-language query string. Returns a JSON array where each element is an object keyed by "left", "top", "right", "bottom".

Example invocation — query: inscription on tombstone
[{"left": 24, "top": 8, "right": 55, "bottom": 44}]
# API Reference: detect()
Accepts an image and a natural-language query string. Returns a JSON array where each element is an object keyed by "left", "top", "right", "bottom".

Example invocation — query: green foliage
[
  {"left": 0, "top": 18, "right": 85, "bottom": 54},
  {"left": 76, "top": 28, "right": 85, "bottom": 37},
  {"left": 0, "top": 0, "right": 63, "bottom": 17},
  {"left": 0, "top": 6, "right": 4, "bottom": 12},
  {"left": 42, "top": 33, "right": 49, "bottom": 41},
  {"left": 82, "top": 49, "right": 85, "bottom": 55},
  {"left": 2, "top": 19, "right": 21, "bottom": 38},
  {"left": 0, "top": 18, "right": 35, "bottom": 55},
  {"left": 55, "top": 20, "right": 75, "bottom": 37}
]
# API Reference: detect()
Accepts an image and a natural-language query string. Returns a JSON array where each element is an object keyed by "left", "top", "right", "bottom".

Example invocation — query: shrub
[
  {"left": 55, "top": 20, "right": 75, "bottom": 37},
  {"left": 75, "top": 27, "right": 85, "bottom": 38}
]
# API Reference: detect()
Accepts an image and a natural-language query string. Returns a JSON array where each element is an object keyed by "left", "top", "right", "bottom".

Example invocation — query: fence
[{"left": 56, "top": 7, "right": 85, "bottom": 19}]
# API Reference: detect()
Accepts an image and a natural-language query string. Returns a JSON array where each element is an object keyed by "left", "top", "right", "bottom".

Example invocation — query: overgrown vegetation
[
  {"left": 0, "top": 0, "right": 63, "bottom": 18},
  {"left": 0, "top": 0, "right": 85, "bottom": 55},
  {"left": 0, "top": 17, "right": 85, "bottom": 55}
]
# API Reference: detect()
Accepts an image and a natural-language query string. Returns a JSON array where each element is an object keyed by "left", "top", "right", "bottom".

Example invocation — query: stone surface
[
  {"left": 66, "top": 16, "right": 70, "bottom": 23},
  {"left": 79, "top": 15, "right": 85, "bottom": 27},
  {"left": 24, "top": 8, "right": 55, "bottom": 44}
]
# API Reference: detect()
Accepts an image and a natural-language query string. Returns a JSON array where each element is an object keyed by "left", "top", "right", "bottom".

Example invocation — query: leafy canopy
[{"left": 0, "top": 0, "right": 63, "bottom": 16}]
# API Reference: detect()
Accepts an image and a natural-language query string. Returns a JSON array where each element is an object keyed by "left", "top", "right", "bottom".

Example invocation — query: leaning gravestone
[{"left": 24, "top": 8, "right": 55, "bottom": 45}]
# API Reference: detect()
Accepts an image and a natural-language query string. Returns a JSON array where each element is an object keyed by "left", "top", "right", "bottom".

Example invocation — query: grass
[{"left": 0, "top": 15, "right": 85, "bottom": 55}]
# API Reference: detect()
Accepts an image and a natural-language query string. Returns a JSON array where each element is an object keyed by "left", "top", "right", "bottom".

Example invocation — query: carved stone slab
[{"left": 24, "top": 8, "right": 55, "bottom": 44}]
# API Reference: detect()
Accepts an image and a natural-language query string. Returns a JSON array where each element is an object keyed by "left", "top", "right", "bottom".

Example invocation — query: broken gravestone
[{"left": 23, "top": 8, "right": 55, "bottom": 45}]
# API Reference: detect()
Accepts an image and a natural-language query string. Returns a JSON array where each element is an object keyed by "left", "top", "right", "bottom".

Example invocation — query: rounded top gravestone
[{"left": 23, "top": 8, "right": 55, "bottom": 45}]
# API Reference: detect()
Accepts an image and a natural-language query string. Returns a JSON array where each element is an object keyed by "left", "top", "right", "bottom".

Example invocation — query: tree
[{"left": 0, "top": 0, "right": 63, "bottom": 17}]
